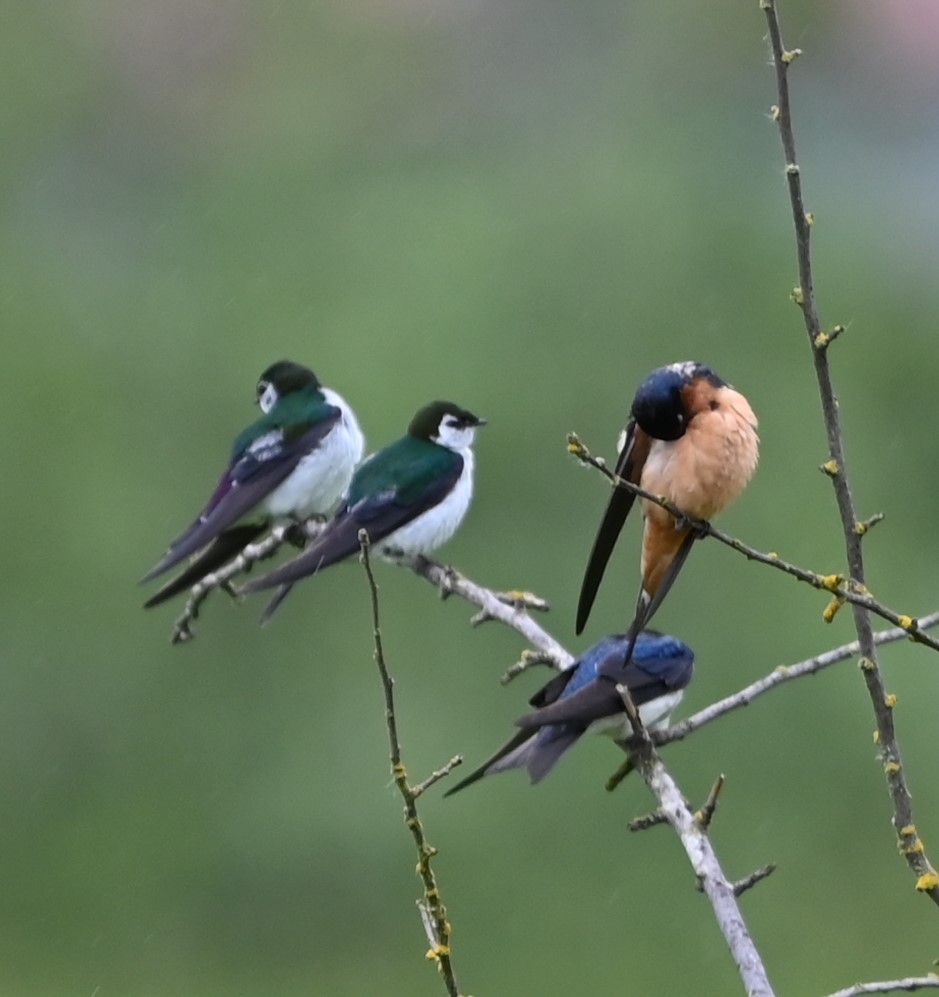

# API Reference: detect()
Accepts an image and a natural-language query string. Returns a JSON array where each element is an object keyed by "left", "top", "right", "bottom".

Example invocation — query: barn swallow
[
  {"left": 141, "top": 360, "right": 364, "bottom": 607},
  {"left": 241, "top": 400, "right": 486, "bottom": 621},
  {"left": 575, "top": 361, "right": 758, "bottom": 643},
  {"left": 444, "top": 630, "right": 694, "bottom": 794}
]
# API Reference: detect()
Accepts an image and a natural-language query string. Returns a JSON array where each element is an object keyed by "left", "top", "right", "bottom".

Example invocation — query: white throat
[{"left": 433, "top": 423, "right": 477, "bottom": 451}]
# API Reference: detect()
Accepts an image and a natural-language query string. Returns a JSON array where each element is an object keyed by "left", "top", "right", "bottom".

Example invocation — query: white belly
[
  {"left": 263, "top": 390, "right": 365, "bottom": 518},
  {"left": 378, "top": 448, "right": 474, "bottom": 557},
  {"left": 586, "top": 689, "right": 684, "bottom": 740}
]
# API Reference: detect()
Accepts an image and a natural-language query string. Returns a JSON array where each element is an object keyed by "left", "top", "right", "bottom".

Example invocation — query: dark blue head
[{"left": 631, "top": 361, "right": 725, "bottom": 441}]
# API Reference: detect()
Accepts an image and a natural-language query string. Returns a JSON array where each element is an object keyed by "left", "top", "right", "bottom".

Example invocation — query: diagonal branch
[
  {"left": 654, "top": 612, "right": 939, "bottom": 748},
  {"left": 820, "top": 977, "right": 939, "bottom": 997},
  {"left": 168, "top": 520, "right": 326, "bottom": 644},
  {"left": 568, "top": 435, "right": 939, "bottom": 654},
  {"left": 630, "top": 746, "right": 776, "bottom": 996},
  {"left": 761, "top": 0, "right": 939, "bottom": 902}
]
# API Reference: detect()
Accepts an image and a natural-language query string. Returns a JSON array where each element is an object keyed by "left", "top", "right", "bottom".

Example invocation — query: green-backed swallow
[
  {"left": 241, "top": 400, "right": 486, "bottom": 622},
  {"left": 141, "top": 360, "right": 365, "bottom": 607}
]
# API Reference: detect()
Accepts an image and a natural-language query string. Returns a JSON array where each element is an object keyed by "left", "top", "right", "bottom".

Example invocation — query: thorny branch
[
  {"left": 359, "top": 533, "right": 463, "bottom": 997},
  {"left": 761, "top": 0, "right": 939, "bottom": 902}
]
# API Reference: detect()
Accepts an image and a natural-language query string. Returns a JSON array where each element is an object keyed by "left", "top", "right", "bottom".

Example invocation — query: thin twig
[
  {"left": 401, "top": 554, "right": 574, "bottom": 669},
  {"left": 820, "top": 977, "right": 939, "bottom": 997},
  {"left": 628, "top": 809, "right": 667, "bottom": 832},
  {"left": 654, "top": 612, "right": 939, "bottom": 749},
  {"left": 732, "top": 864, "right": 777, "bottom": 898},
  {"left": 359, "top": 532, "right": 463, "bottom": 997},
  {"left": 695, "top": 774, "right": 726, "bottom": 831},
  {"left": 500, "top": 650, "right": 559, "bottom": 686},
  {"left": 169, "top": 519, "right": 324, "bottom": 644},
  {"left": 567, "top": 435, "right": 939, "bottom": 654},
  {"left": 761, "top": 0, "right": 939, "bottom": 901},
  {"left": 413, "top": 756, "right": 464, "bottom": 800}
]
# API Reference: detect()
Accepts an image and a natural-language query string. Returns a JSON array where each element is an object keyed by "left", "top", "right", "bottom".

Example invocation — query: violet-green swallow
[
  {"left": 242, "top": 400, "right": 486, "bottom": 621},
  {"left": 141, "top": 360, "right": 364, "bottom": 607},
  {"left": 445, "top": 630, "right": 694, "bottom": 794}
]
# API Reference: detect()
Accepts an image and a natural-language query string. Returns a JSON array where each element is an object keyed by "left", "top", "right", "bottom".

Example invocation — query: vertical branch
[
  {"left": 760, "top": 0, "right": 939, "bottom": 900},
  {"left": 359, "top": 532, "right": 464, "bottom": 997}
]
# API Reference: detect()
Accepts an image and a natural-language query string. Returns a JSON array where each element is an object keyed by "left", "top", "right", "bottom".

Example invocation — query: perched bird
[
  {"left": 242, "top": 400, "right": 486, "bottom": 621},
  {"left": 575, "top": 362, "right": 758, "bottom": 646},
  {"left": 141, "top": 360, "right": 364, "bottom": 607},
  {"left": 445, "top": 630, "right": 694, "bottom": 794}
]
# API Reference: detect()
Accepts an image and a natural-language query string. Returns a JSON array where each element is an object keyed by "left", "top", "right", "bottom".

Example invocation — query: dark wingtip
[
  {"left": 574, "top": 600, "right": 590, "bottom": 636},
  {"left": 443, "top": 767, "right": 488, "bottom": 798},
  {"left": 139, "top": 558, "right": 169, "bottom": 586},
  {"left": 258, "top": 584, "right": 292, "bottom": 625}
]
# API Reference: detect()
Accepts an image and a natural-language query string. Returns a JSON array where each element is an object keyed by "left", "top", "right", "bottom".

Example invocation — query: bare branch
[
  {"left": 761, "top": 0, "right": 939, "bottom": 902},
  {"left": 731, "top": 864, "right": 777, "bottom": 898},
  {"left": 628, "top": 809, "right": 667, "bottom": 832},
  {"left": 654, "top": 612, "right": 939, "bottom": 749},
  {"left": 400, "top": 554, "right": 574, "bottom": 670},
  {"left": 820, "top": 977, "right": 939, "bottom": 997},
  {"left": 169, "top": 519, "right": 325, "bottom": 644},
  {"left": 358, "top": 532, "right": 463, "bottom": 997},
  {"left": 412, "top": 756, "right": 464, "bottom": 800},
  {"left": 635, "top": 751, "right": 777, "bottom": 996},
  {"left": 695, "top": 774, "right": 726, "bottom": 831},
  {"left": 500, "top": 650, "right": 559, "bottom": 686},
  {"left": 568, "top": 434, "right": 939, "bottom": 654}
]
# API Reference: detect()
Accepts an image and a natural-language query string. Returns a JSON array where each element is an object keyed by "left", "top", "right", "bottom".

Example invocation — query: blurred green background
[{"left": 4, "top": 1, "right": 939, "bottom": 994}]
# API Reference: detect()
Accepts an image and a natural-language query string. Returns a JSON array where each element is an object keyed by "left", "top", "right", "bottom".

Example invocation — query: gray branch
[{"left": 821, "top": 977, "right": 939, "bottom": 997}]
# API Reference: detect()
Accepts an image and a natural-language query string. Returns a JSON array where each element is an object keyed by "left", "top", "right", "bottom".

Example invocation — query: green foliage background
[{"left": 4, "top": 2, "right": 939, "bottom": 994}]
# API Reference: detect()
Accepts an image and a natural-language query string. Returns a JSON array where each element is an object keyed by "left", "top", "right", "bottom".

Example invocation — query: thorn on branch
[
  {"left": 628, "top": 809, "right": 668, "bottom": 832},
  {"left": 694, "top": 774, "right": 726, "bottom": 831},
  {"left": 815, "top": 323, "right": 846, "bottom": 351},
  {"left": 501, "top": 650, "right": 558, "bottom": 686},
  {"left": 732, "top": 863, "right": 777, "bottom": 897},
  {"left": 855, "top": 512, "right": 885, "bottom": 536},
  {"left": 606, "top": 758, "right": 635, "bottom": 792}
]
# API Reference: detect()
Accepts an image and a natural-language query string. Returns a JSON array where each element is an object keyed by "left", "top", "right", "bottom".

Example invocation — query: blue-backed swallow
[
  {"left": 575, "top": 361, "right": 758, "bottom": 645},
  {"left": 241, "top": 400, "right": 486, "bottom": 621},
  {"left": 445, "top": 630, "right": 694, "bottom": 794},
  {"left": 141, "top": 360, "right": 364, "bottom": 607}
]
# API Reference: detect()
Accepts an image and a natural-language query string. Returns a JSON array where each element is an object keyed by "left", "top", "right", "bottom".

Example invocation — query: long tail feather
[{"left": 143, "top": 525, "right": 265, "bottom": 608}]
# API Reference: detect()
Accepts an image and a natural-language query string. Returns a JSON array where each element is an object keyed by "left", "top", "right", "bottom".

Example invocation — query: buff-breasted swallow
[
  {"left": 575, "top": 361, "right": 759, "bottom": 646},
  {"left": 141, "top": 361, "right": 364, "bottom": 608},
  {"left": 445, "top": 630, "right": 694, "bottom": 794},
  {"left": 241, "top": 400, "right": 486, "bottom": 622}
]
